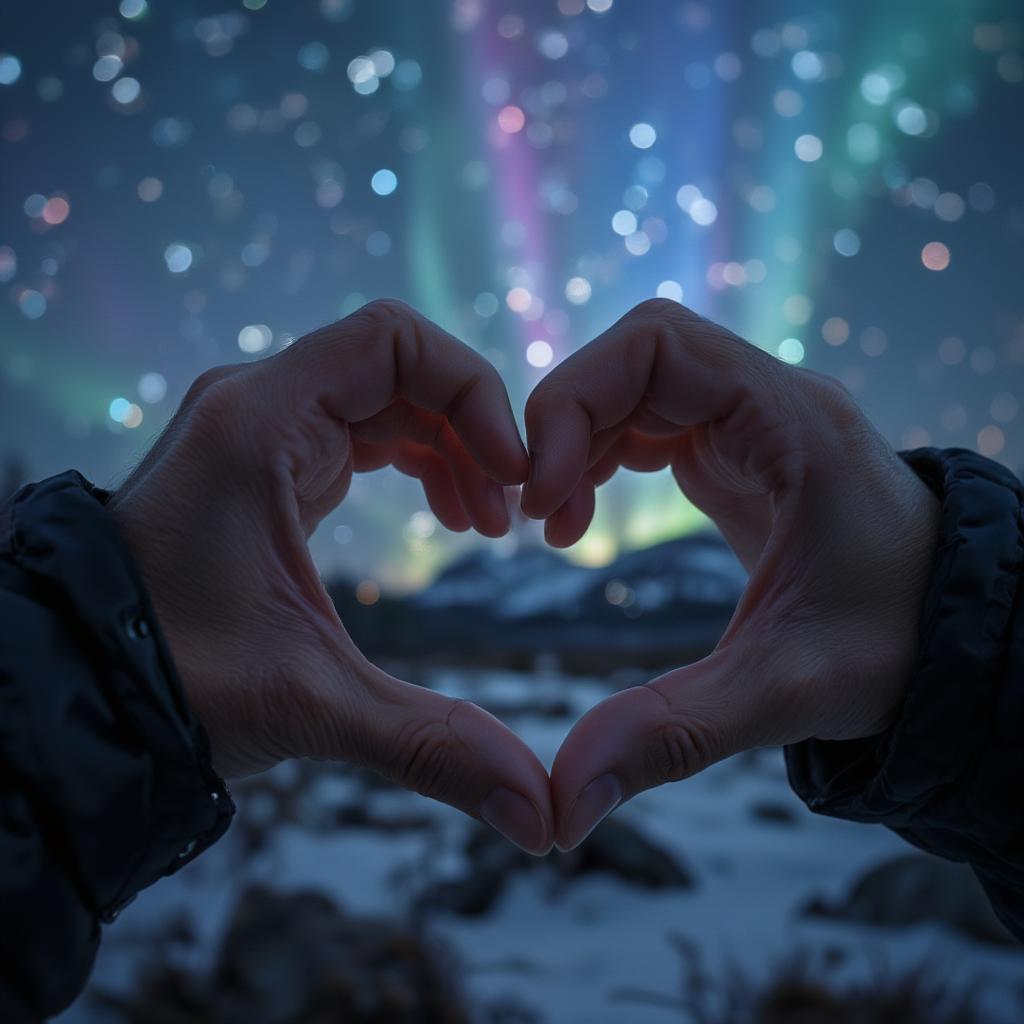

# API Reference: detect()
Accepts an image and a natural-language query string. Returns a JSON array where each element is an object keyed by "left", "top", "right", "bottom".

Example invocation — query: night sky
[{"left": 1, "top": 0, "right": 1021, "bottom": 590}]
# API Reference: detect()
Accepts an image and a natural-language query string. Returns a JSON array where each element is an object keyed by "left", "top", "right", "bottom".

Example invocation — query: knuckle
[
  {"left": 390, "top": 714, "right": 459, "bottom": 801},
  {"left": 648, "top": 716, "right": 717, "bottom": 783},
  {"left": 632, "top": 296, "right": 692, "bottom": 324},
  {"left": 360, "top": 297, "right": 414, "bottom": 330},
  {"left": 181, "top": 364, "right": 236, "bottom": 409}
]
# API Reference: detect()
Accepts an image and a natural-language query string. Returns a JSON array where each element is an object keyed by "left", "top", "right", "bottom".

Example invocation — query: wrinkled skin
[
  {"left": 110, "top": 297, "right": 940, "bottom": 858},
  {"left": 521, "top": 300, "right": 940, "bottom": 849},
  {"left": 110, "top": 300, "right": 554, "bottom": 854}
]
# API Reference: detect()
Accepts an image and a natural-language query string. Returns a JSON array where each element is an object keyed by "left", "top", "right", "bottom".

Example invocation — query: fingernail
[
  {"left": 560, "top": 773, "right": 622, "bottom": 852},
  {"left": 480, "top": 787, "right": 547, "bottom": 855}
]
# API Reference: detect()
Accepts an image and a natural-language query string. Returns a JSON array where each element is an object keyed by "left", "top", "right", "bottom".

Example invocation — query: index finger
[
  {"left": 275, "top": 299, "right": 529, "bottom": 485},
  {"left": 521, "top": 299, "right": 779, "bottom": 518}
]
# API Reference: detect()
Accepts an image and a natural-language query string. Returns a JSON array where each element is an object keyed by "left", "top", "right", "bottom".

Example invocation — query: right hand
[
  {"left": 109, "top": 300, "right": 554, "bottom": 854},
  {"left": 522, "top": 300, "right": 940, "bottom": 851}
]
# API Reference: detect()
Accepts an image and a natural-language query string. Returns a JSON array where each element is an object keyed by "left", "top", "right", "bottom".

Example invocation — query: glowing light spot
[
  {"left": 656, "top": 280, "right": 683, "bottom": 302},
  {"left": 369, "top": 49, "right": 395, "bottom": 76},
  {"left": 539, "top": 31, "right": 569, "bottom": 60},
  {"left": 0, "top": 55, "right": 22, "bottom": 86},
  {"left": 41, "top": 196, "right": 70, "bottom": 225},
  {"left": 333, "top": 525, "right": 353, "bottom": 545},
  {"left": 92, "top": 55, "right": 123, "bottom": 82},
  {"left": 794, "top": 133, "right": 823, "bottom": 162},
  {"left": 238, "top": 324, "right": 272, "bottom": 353},
  {"left": 629, "top": 122, "right": 657, "bottom": 149},
  {"left": 791, "top": 50, "right": 823, "bottom": 81},
  {"left": 122, "top": 404, "right": 144, "bottom": 429},
  {"left": 689, "top": 198, "right": 717, "bottom": 226},
  {"left": 860, "top": 326, "right": 888, "bottom": 357},
  {"left": 968, "top": 182, "right": 995, "bottom": 212},
  {"left": 778, "top": 338, "right": 805, "bottom": 364},
  {"left": 298, "top": 42, "right": 329, "bottom": 72},
  {"left": 938, "top": 337, "right": 965, "bottom": 365},
  {"left": 138, "top": 372, "right": 166, "bottom": 403},
  {"left": 934, "top": 193, "right": 965, "bottom": 222},
  {"left": 19, "top": 290, "right": 46, "bottom": 319},
  {"left": 860, "top": 71, "right": 892, "bottom": 105},
  {"left": 714, "top": 52, "right": 742, "bottom": 80},
  {"left": 405, "top": 510, "right": 436, "bottom": 540},
  {"left": 506, "top": 287, "right": 532, "bottom": 313},
  {"left": 977, "top": 425, "right": 1005, "bottom": 457},
  {"left": 164, "top": 243, "right": 193, "bottom": 273},
  {"left": 370, "top": 168, "right": 397, "bottom": 195},
  {"left": 625, "top": 231, "right": 651, "bottom": 255},
  {"left": 921, "top": 241, "right": 950, "bottom": 271},
  {"left": 748, "top": 185, "right": 776, "bottom": 212},
  {"left": 119, "top": 0, "right": 148, "bottom": 18},
  {"left": 833, "top": 228, "right": 860, "bottom": 257},
  {"left": 822, "top": 317, "right": 849, "bottom": 346},
  {"left": 109, "top": 398, "right": 131, "bottom": 423},
  {"left": 587, "top": 0, "right": 613, "bottom": 11},
  {"left": 526, "top": 340, "right": 553, "bottom": 367},
  {"left": 773, "top": 88, "right": 803, "bottom": 117},
  {"left": 366, "top": 230, "right": 391, "bottom": 257},
  {"left": 392, "top": 59, "right": 422, "bottom": 90},
  {"left": 497, "top": 105, "right": 525, "bottom": 133},
  {"left": 472, "top": 292, "right": 497, "bottom": 318},
  {"left": 894, "top": 101, "right": 927, "bottom": 135},
  {"left": 675, "top": 184, "right": 701, "bottom": 212},
  {"left": 347, "top": 56, "right": 375, "bottom": 85},
  {"left": 112, "top": 76, "right": 141, "bottom": 104},
  {"left": 356, "top": 580, "right": 380, "bottom": 605},
  {"left": 611, "top": 209, "right": 637, "bottom": 236},
  {"left": 565, "top": 277, "right": 591, "bottom": 305},
  {"left": 22, "top": 192, "right": 48, "bottom": 216},
  {"left": 37, "top": 76, "right": 63, "bottom": 101}
]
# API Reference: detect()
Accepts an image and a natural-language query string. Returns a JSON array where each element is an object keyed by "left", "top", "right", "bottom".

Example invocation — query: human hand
[
  {"left": 109, "top": 300, "right": 554, "bottom": 854},
  {"left": 522, "top": 299, "right": 941, "bottom": 851}
]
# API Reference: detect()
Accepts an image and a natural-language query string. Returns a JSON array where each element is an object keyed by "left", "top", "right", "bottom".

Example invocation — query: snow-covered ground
[{"left": 59, "top": 668, "right": 1024, "bottom": 1023}]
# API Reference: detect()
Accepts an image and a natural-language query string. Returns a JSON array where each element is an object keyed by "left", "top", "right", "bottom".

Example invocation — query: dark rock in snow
[
  {"left": 95, "top": 886, "right": 469, "bottom": 1023},
  {"left": 417, "top": 819, "right": 693, "bottom": 918},
  {"left": 749, "top": 800, "right": 801, "bottom": 826},
  {"left": 803, "top": 854, "right": 1018, "bottom": 947},
  {"left": 563, "top": 818, "right": 695, "bottom": 889}
]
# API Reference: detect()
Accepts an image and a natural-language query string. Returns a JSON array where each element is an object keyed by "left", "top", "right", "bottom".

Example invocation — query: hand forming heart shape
[{"left": 109, "top": 298, "right": 939, "bottom": 856}]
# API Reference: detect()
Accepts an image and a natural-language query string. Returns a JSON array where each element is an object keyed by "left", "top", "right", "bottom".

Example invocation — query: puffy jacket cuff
[
  {"left": 5, "top": 470, "right": 234, "bottom": 922},
  {"left": 785, "top": 447, "right": 1023, "bottom": 827}
]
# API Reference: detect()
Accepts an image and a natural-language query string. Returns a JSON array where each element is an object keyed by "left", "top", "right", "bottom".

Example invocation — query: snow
[{"left": 57, "top": 668, "right": 1024, "bottom": 1024}]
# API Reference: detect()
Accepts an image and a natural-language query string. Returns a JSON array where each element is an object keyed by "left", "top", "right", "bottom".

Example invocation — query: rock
[
  {"left": 803, "top": 853, "right": 1018, "bottom": 947},
  {"left": 749, "top": 800, "right": 800, "bottom": 826},
  {"left": 95, "top": 886, "right": 470, "bottom": 1023},
  {"left": 417, "top": 818, "right": 692, "bottom": 918},
  {"left": 562, "top": 818, "right": 694, "bottom": 889}
]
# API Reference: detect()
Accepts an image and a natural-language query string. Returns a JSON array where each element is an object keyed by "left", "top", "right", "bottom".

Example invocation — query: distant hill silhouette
[{"left": 328, "top": 532, "right": 745, "bottom": 672}]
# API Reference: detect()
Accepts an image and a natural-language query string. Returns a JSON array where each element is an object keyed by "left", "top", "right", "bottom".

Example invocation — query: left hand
[{"left": 109, "top": 300, "right": 554, "bottom": 854}]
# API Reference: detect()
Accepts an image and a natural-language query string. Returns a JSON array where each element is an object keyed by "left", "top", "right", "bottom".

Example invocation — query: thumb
[
  {"left": 321, "top": 662, "right": 555, "bottom": 855},
  {"left": 549, "top": 650, "right": 764, "bottom": 851}
]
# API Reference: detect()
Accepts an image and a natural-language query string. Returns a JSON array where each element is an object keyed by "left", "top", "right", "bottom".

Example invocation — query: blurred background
[{"left": 3, "top": 1, "right": 1023, "bottom": 1021}]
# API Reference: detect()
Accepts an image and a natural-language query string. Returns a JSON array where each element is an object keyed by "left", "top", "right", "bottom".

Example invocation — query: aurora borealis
[{"left": 1, "top": 0, "right": 1022, "bottom": 590}]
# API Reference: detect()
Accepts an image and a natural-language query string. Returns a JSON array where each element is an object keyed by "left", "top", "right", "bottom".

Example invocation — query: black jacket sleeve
[
  {"left": 0, "top": 471, "right": 234, "bottom": 1021},
  {"left": 786, "top": 446, "right": 1024, "bottom": 940}
]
